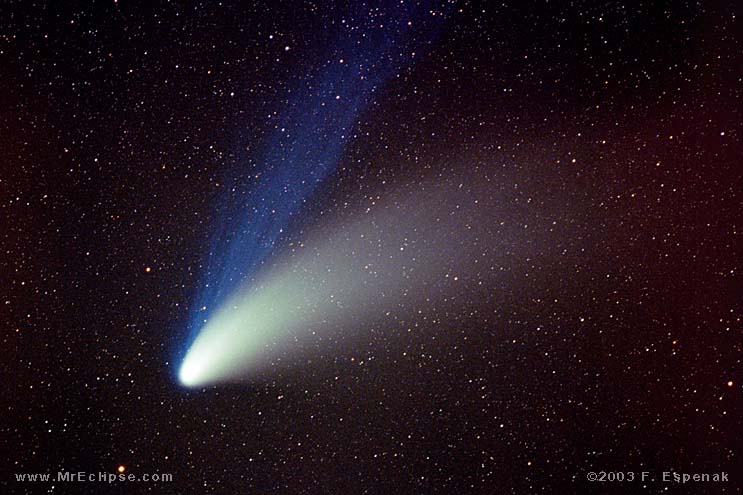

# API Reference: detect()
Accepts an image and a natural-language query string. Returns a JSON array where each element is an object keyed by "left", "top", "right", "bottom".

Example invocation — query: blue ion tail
[{"left": 178, "top": 2, "right": 450, "bottom": 387}]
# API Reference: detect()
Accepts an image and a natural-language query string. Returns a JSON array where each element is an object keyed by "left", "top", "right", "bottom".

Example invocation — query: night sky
[{"left": 3, "top": 1, "right": 742, "bottom": 493}]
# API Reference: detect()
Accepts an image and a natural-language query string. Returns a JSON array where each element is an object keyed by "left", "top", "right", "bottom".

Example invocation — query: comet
[{"left": 178, "top": 3, "right": 456, "bottom": 387}]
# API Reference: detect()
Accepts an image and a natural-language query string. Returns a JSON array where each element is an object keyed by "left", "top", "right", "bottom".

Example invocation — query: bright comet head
[{"left": 177, "top": 353, "right": 202, "bottom": 387}]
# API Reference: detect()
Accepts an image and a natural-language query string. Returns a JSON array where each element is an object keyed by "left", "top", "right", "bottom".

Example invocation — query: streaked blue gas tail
[{"left": 178, "top": 2, "right": 449, "bottom": 380}]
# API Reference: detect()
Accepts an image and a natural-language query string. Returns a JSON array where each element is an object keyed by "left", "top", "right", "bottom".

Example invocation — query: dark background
[{"left": 2, "top": 1, "right": 741, "bottom": 493}]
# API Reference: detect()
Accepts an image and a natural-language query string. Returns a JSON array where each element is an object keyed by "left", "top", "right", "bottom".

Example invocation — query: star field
[{"left": 2, "top": 1, "right": 741, "bottom": 493}]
